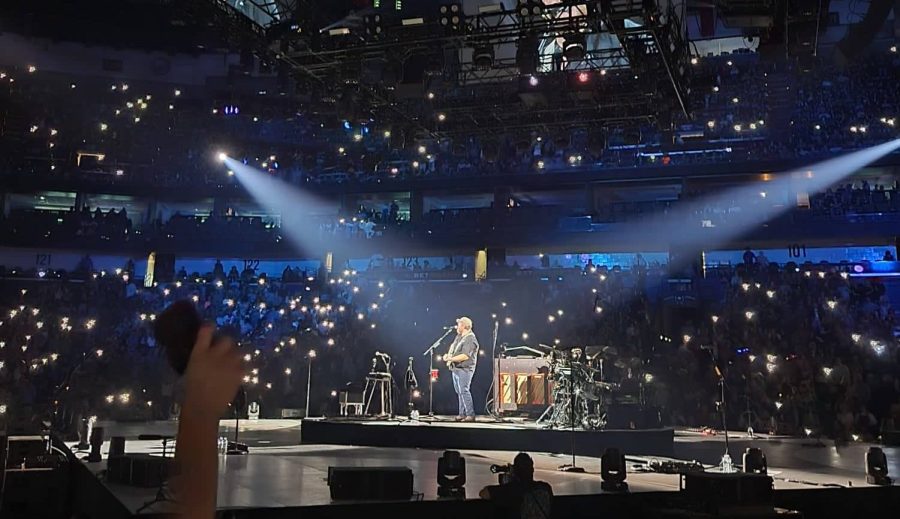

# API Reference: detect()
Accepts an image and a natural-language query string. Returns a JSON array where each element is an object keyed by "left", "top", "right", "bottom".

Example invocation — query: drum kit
[{"left": 534, "top": 344, "right": 643, "bottom": 430}]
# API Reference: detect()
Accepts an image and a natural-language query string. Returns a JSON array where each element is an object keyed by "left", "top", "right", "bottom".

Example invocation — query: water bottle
[{"left": 721, "top": 453, "right": 734, "bottom": 473}]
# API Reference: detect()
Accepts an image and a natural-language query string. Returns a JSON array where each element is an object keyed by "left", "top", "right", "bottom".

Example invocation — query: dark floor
[{"left": 77, "top": 418, "right": 899, "bottom": 515}]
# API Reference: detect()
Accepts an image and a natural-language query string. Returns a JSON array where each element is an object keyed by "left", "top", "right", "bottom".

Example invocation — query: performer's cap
[{"left": 456, "top": 316, "right": 473, "bottom": 329}]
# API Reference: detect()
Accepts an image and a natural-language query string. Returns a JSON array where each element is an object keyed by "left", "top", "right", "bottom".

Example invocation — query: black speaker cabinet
[
  {"left": 0, "top": 467, "right": 69, "bottom": 518},
  {"left": 107, "top": 454, "right": 172, "bottom": 487},
  {"left": 681, "top": 471, "right": 773, "bottom": 514},
  {"left": 327, "top": 466, "right": 413, "bottom": 500}
]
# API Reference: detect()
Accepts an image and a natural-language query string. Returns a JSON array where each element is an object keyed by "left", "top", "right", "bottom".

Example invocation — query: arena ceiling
[{"left": 0, "top": 1, "right": 829, "bottom": 140}]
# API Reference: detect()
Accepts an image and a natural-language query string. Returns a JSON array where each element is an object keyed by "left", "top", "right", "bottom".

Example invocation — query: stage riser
[
  {"left": 149, "top": 487, "right": 900, "bottom": 519},
  {"left": 300, "top": 420, "right": 674, "bottom": 458}
]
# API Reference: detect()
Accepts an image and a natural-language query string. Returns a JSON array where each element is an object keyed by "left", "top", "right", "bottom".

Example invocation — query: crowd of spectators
[
  {"left": 808, "top": 181, "right": 900, "bottom": 216},
  {"left": 1, "top": 256, "right": 897, "bottom": 444},
  {"left": 791, "top": 53, "right": 900, "bottom": 156},
  {"left": 1, "top": 49, "right": 897, "bottom": 192},
  {"left": 3, "top": 178, "right": 898, "bottom": 254},
  {"left": 0, "top": 262, "right": 386, "bottom": 432},
  {"left": 690, "top": 55, "right": 773, "bottom": 142},
  {"left": 0, "top": 205, "right": 134, "bottom": 248},
  {"left": 672, "top": 262, "right": 898, "bottom": 440}
]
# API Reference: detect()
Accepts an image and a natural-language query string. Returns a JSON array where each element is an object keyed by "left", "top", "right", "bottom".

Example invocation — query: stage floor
[{"left": 73, "top": 418, "right": 900, "bottom": 516}]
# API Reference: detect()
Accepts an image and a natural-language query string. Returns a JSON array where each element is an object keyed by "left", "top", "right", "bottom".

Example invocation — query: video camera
[{"left": 490, "top": 463, "right": 513, "bottom": 485}]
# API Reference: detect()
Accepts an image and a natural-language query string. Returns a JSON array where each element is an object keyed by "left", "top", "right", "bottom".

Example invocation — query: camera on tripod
[{"left": 490, "top": 463, "right": 513, "bottom": 485}]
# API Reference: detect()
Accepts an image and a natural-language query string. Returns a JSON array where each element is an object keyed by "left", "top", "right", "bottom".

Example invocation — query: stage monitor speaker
[
  {"left": 109, "top": 436, "right": 126, "bottom": 458},
  {"left": 0, "top": 463, "right": 68, "bottom": 518},
  {"left": 106, "top": 454, "right": 173, "bottom": 487},
  {"left": 2, "top": 435, "right": 48, "bottom": 470},
  {"left": 327, "top": 466, "right": 413, "bottom": 500},
  {"left": 681, "top": 472, "right": 773, "bottom": 514},
  {"left": 88, "top": 427, "right": 104, "bottom": 462}
]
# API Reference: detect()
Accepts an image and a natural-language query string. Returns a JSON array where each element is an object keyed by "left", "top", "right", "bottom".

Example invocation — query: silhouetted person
[
  {"left": 480, "top": 453, "right": 552, "bottom": 519},
  {"left": 743, "top": 248, "right": 756, "bottom": 266},
  {"left": 213, "top": 260, "right": 225, "bottom": 279}
]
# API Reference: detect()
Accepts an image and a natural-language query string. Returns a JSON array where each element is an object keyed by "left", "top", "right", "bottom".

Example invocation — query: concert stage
[{"left": 300, "top": 416, "right": 675, "bottom": 458}]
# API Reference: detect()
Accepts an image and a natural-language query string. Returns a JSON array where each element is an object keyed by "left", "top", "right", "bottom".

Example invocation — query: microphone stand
[
  {"left": 404, "top": 357, "right": 419, "bottom": 419},
  {"left": 559, "top": 353, "right": 585, "bottom": 473},
  {"left": 423, "top": 327, "right": 454, "bottom": 417},
  {"left": 227, "top": 386, "right": 248, "bottom": 455},
  {"left": 376, "top": 353, "right": 394, "bottom": 418},
  {"left": 703, "top": 346, "right": 733, "bottom": 472}
]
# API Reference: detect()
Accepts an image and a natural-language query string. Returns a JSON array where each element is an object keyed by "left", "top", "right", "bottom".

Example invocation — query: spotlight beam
[
  {"left": 614, "top": 139, "right": 900, "bottom": 259},
  {"left": 223, "top": 158, "right": 404, "bottom": 259}
]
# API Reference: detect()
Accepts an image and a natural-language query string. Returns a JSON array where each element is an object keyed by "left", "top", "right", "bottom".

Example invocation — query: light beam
[
  {"left": 615, "top": 139, "right": 900, "bottom": 263},
  {"left": 223, "top": 158, "right": 402, "bottom": 258}
]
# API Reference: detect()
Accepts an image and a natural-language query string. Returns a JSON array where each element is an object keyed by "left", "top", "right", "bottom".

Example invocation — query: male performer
[{"left": 442, "top": 316, "right": 479, "bottom": 422}]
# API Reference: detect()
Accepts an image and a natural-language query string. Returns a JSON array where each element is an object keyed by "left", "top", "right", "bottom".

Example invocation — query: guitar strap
[{"left": 447, "top": 331, "right": 473, "bottom": 368}]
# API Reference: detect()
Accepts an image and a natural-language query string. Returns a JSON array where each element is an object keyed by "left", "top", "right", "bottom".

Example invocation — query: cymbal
[
  {"left": 613, "top": 357, "right": 641, "bottom": 369},
  {"left": 553, "top": 344, "right": 586, "bottom": 351},
  {"left": 585, "top": 345, "right": 618, "bottom": 357}
]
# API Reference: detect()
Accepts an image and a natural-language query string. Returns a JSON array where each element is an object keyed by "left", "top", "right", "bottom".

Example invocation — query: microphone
[
  {"left": 375, "top": 351, "right": 391, "bottom": 358},
  {"left": 443, "top": 325, "right": 456, "bottom": 330}
]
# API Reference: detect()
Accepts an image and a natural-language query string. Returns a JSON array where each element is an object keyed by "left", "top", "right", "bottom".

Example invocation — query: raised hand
[{"left": 181, "top": 324, "right": 244, "bottom": 420}]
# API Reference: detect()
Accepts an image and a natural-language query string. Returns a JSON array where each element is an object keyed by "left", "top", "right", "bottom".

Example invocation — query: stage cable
[{"left": 483, "top": 320, "right": 500, "bottom": 418}]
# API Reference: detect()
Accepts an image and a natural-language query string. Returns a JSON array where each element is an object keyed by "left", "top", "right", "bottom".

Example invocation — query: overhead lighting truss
[
  {"left": 203, "top": 0, "right": 692, "bottom": 137},
  {"left": 600, "top": 0, "right": 692, "bottom": 118}
]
